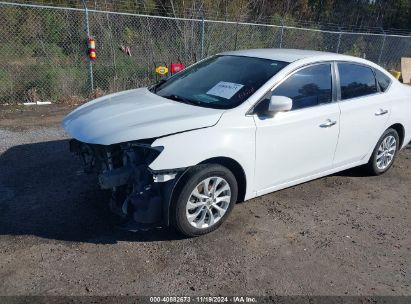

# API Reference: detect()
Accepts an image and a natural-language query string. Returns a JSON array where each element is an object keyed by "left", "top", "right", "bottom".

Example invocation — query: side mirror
[{"left": 268, "top": 95, "right": 293, "bottom": 113}]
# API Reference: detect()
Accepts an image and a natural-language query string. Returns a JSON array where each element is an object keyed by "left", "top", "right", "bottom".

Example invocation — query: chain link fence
[{"left": 1, "top": 1, "right": 411, "bottom": 104}]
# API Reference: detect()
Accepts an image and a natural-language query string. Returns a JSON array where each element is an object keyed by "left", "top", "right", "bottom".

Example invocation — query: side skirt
[{"left": 254, "top": 159, "right": 367, "bottom": 198}]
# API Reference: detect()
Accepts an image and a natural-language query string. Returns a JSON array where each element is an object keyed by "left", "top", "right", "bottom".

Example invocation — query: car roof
[{"left": 220, "top": 48, "right": 364, "bottom": 64}]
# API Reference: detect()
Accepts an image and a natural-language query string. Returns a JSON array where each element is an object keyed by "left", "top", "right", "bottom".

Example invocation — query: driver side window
[{"left": 273, "top": 64, "right": 332, "bottom": 110}]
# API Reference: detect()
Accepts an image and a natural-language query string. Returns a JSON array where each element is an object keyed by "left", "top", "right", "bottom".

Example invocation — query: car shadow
[
  {"left": 2, "top": 139, "right": 409, "bottom": 244},
  {"left": 336, "top": 142, "right": 411, "bottom": 177},
  {"left": 0, "top": 140, "right": 185, "bottom": 244},
  {"left": 334, "top": 166, "right": 370, "bottom": 178}
]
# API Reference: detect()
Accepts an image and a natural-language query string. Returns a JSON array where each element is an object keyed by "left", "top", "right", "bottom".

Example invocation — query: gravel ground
[{"left": 0, "top": 105, "right": 410, "bottom": 296}]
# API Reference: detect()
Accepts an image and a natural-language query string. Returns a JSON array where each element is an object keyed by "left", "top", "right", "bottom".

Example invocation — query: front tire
[
  {"left": 366, "top": 128, "right": 400, "bottom": 175},
  {"left": 171, "top": 164, "right": 238, "bottom": 237}
]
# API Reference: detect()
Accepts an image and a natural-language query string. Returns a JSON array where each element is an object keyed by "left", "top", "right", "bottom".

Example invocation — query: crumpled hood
[{"left": 62, "top": 88, "right": 224, "bottom": 145}]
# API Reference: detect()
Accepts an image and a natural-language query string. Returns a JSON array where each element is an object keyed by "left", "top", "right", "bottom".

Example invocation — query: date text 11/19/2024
[{"left": 149, "top": 296, "right": 258, "bottom": 303}]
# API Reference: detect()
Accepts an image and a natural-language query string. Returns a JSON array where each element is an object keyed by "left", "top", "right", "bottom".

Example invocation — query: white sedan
[{"left": 62, "top": 49, "right": 411, "bottom": 236}]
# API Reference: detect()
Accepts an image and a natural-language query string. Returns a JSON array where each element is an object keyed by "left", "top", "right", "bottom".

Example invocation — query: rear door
[{"left": 333, "top": 62, "right": 391, "bottom": 167}]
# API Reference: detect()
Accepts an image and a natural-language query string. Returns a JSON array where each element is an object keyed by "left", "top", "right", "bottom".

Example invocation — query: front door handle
[
  {"left": 320, "top": 119, "right": 337, "bottom": 128},
  {"left": 375, "top": 109, "right": 389, "bottom": 116}
]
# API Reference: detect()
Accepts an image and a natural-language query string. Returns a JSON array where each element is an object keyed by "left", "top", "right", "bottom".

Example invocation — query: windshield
[{"left": 151, "top": 55, "right": 288, "bottom": 109}]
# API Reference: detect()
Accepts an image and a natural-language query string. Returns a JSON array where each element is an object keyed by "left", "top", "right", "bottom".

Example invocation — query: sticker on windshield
[{"left": 206, "top": 81, "right": 244, "bottom": 99}]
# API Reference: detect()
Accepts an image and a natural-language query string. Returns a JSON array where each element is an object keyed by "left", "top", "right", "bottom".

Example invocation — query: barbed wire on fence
[{"left": 0, "top": 1, "right": 410, "bottom": 104}]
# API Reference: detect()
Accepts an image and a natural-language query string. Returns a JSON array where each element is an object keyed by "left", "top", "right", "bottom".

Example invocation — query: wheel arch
[
  {"left": 388, "top": 123, "right": 405, "bottom": 148},
  {"left": 198, "top": 157, "right": 247, "bottom": 203}
]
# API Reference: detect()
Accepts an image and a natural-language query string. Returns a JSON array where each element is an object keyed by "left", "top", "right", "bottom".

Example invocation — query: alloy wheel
[
  {"left": 376, "top": 135, "right": 397, "bottom": 170},
  {"left": 185, "top": 176, "right": 231, "bottom": 229}
]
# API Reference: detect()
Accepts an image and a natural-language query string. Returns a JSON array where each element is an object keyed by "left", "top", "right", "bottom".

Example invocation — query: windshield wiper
[
  {"left": 162, "top": 94, "right": 198, "bottom": 106},
  {"left": 149, "top": 79, "right": 167, "bottom": 93}
]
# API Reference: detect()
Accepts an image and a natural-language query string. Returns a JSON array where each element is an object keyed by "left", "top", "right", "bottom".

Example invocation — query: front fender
[{"left": 149, "top": 114, "right": 257, "bottom": 200}]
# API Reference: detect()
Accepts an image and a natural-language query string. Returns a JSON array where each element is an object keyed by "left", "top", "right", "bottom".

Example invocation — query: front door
[{"left": 253, "top": 63, "right": 340, "bottom": 195}]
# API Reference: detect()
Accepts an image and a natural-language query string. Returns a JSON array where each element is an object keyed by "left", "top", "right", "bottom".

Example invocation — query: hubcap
[
  {"left": 186, "top": 176, "right": 231, "bottom": 229},
  {"left": 376, "top": 135, "right": 396, "bottom": 170}
]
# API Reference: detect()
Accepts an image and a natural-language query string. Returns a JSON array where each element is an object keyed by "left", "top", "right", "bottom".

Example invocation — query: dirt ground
[{"left": 0, "top": 104, "right": 410, "bottom": 296}]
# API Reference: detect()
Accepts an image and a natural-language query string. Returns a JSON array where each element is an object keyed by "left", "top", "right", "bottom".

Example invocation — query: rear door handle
[
  {"left": 320, "top": 119, "right": 337, "bottom": 128},
  {"left": 375, "top": 109, "right": 388, "bottom": 116}
]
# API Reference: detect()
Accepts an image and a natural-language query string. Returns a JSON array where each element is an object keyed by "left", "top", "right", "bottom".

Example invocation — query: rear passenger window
[
  {"left": 338, "top": 63, "right": 377, "bottom": 100},
  {"left": 272, "top": 64, "right": 332, "bottom": 110},
  {"left": 375, "top": 69, "right": 392, "bottom": 92}
]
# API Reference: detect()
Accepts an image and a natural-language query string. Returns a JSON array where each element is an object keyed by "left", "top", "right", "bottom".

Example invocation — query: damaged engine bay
[{"left": 69, "top": 139, "right": 185, "bottom": 230}]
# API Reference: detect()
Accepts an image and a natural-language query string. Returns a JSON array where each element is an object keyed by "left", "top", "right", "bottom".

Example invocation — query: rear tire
[
  {"left": 365, "top": 128, "right": 399, "bottom": 175},
  {"left": 171, "top": 164, "right": 238, "bottom": 237}
]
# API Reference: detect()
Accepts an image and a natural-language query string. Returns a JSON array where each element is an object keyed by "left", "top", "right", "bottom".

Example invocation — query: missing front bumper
[{"left": 69, "top": 139, "right": 184, "bottom": 229}]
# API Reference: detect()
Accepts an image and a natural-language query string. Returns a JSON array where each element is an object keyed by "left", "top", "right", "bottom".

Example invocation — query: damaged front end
[{"left": 69, "top": 139, "right": 185, "bottom": 230}]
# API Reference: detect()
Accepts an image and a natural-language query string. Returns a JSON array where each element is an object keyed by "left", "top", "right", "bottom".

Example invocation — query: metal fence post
[
  {"left": 201, "top": 15, "right": 205, "bottom": 59},
  {"left": 279, "top": 19, "right": 284, "bottom": 48},
  {"left": 234, "top": 22, "right": 239, "bottom": 50},
  {"left": 82, "top": 0, "right": 94, "bottom": 92},
  {"left": 105, "top": 10, "right": 117, "bottom": 90},
  {"left": 378, "top": 29, "right": 387, "bottom": 65},
  {"left": 336, "top": 29, "right": 342, "bottom": 53}
]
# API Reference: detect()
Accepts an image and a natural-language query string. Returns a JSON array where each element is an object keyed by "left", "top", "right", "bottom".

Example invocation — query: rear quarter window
[{"left": 374, "top": 69, "right": 392, "bottom": 92}]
